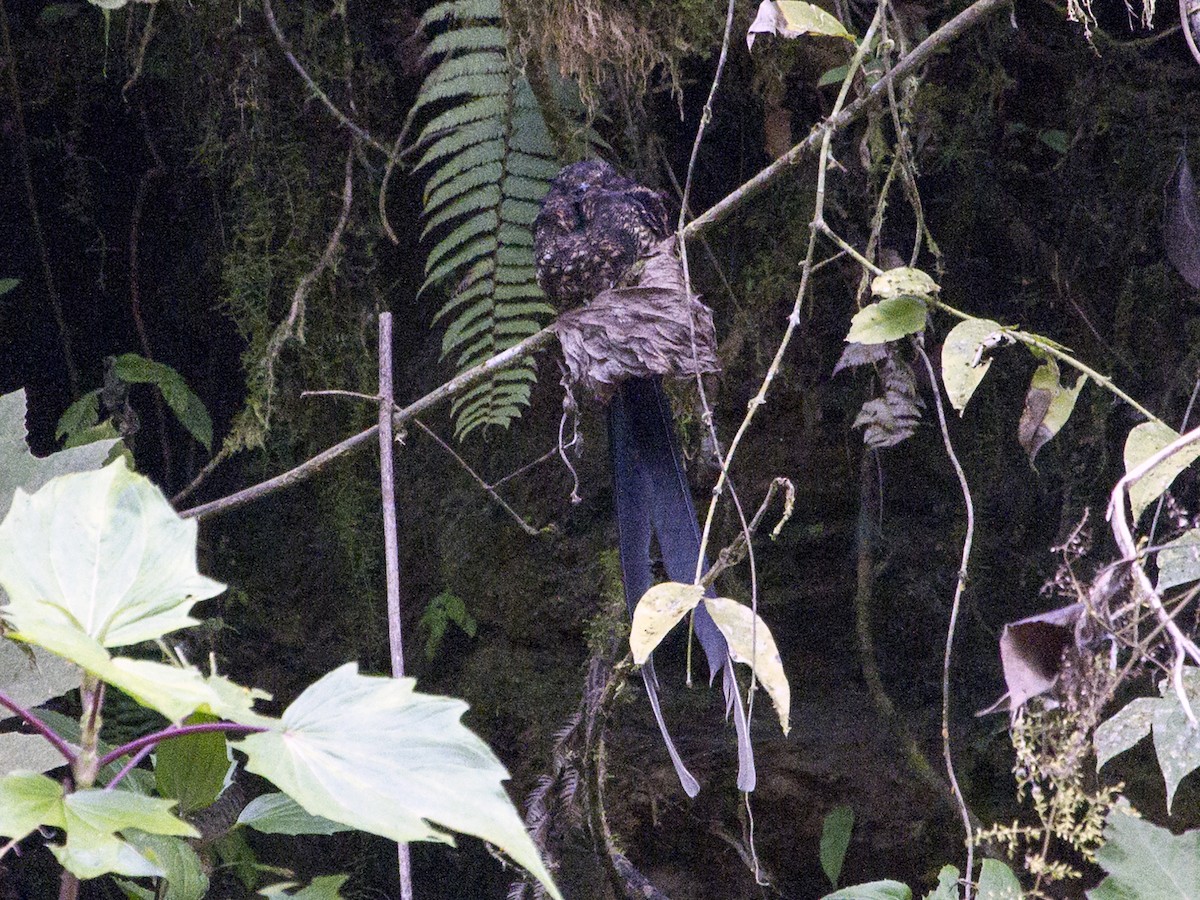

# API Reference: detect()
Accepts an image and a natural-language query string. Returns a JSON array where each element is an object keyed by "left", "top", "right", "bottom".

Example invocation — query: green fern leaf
[
  {"left": 424, "top": 26, "right": 506, "bottom": 58},
  {"left": 419, "top": 0, "right": 492, "bottom": 28},
  {"left": 421, "top": 95, "right": 508, "bottom": 137},
  {"left": 412, "top": 0, "right": 561, "bottom": 438},
  {"left": 415, "top": 120, "right": 506, "bottom": 172},
  {"left": 425, "top": 162, "right": 505, "bottom": 214},
  {"left": 422, "top": 142, "right": 506, "bottom": 199}
]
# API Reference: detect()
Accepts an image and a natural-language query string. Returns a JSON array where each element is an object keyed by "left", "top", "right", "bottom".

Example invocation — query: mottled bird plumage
[{"left": 533, "top": 160, "right": 671, "bottom": 303}]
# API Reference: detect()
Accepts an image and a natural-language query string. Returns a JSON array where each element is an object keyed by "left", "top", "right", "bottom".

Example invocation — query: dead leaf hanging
[
  {"left": 552, "top": 239, "right": 721, "bottom": 401},
  {"left": 1165, "top": 149, "right": 1200, "bottom": 290}
]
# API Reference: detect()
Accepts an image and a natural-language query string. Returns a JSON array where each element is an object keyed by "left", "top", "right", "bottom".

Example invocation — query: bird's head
[{"left": 551, "top": 160, "right": 619, "bottom": 199}]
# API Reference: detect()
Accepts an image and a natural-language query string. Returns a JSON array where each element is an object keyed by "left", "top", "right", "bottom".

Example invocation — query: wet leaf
[
  {"left": 1089, "top": 803, "right": 1200, "bottom": 898},
  {"left": 1152, "top": 669, "right": 1200, "bottom": 813},
  {"left": 1095, "top": 698, "right": 1155, "bottom": 770},
  {"left": 978, "top": 859, "right": 1022, "bottom": 899},
  {"left": 923, "top": 866, "right": 959, "bottom": 900},
  {"left": 940, "top": 318, "right": 1003, "bottom": 413}
]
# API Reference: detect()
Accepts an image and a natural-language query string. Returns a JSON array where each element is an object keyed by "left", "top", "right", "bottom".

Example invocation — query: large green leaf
[
  {"left": 0, "top": 459, "right": 224, "bottom": 649},
  {"left": 234, "top": 663, "right": 561, "bottom": 899},
  {"left": 0, "top": 388, "right": 117, "bottom": 521},
  {"left": 0, "top": 770, "right": 66, "bottom": 841},
  {"left": 1093, "top": 671, "right": 1200, "bottom": 812},
  {"left": 123, "top": 831, "right": 210, "bottom": 900},
  {"left": 1089, "top": 805, "right": 1200, "bottom": 898},
  {"left": 0, "top": 772, "right": 196, "bottom": 880},
  {"left": 1124, "top": 422, "right": 1200, "bottom": 523}
]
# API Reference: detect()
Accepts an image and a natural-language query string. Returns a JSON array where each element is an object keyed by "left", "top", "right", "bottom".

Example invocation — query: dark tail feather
[
  {"left": 610, "top": 376, "right": 756, "bottom": 794},
  {"left": 642, "top": 660, "right": 701, "bottom": 797}
]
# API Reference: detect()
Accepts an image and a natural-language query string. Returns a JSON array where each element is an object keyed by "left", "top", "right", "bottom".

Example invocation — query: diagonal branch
[{"left": 682, "top": 0, "right": 1011, "bottom": 240}]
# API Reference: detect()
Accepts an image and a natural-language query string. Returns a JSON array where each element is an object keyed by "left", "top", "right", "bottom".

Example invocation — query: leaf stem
[
  {"left": 0, "top": 689, "right": 76, "bottom": 764},
  {"left": 930, "top": 298, "right": 1166, "bottom": 427},
  {"left": 99, "top": 722, "right": 266, "bottom": 770}
]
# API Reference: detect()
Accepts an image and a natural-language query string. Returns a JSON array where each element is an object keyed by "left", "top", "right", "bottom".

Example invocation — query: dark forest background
[{"left": 4, "top": 0, "right": 1200, "bottom": 896}]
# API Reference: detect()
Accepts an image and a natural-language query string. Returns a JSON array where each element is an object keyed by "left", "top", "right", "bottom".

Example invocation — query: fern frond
[{"left": 413, "top": 0, "right": 560, "bottom": 438}]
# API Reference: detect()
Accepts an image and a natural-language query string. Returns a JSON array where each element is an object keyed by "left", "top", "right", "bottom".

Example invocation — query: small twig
[
  {"left": 380, "top": 132, "right": 406, "bottom": 245},
  {"left": 300, "top": 389, "right": 546, "bottom": 536},
  {"left": 700, "top": 477, "right": 795, "bottom": 588},
  {"left": 261, "top": 0, "right": 399, "bottom": 161},
  {"left": 677, "top": 0, "right": 761, "bottom": 726},
  {"left": 377, "top": 313, "right": 415, "bottom": 900},
  {"left": 179, "top": 326, "right": 558, "bottom": 520},
  {"left": 413, "top": 420, "right": 542, "bottom": 536},
  {"left": 491, "top": 445, "right": 561, "bottom": 489},
  {"left": 915, "top": 339, "right": 977, "bottom": 899},
  {"left": 694, "top": 1, "right": 886, "bottom": 584}
]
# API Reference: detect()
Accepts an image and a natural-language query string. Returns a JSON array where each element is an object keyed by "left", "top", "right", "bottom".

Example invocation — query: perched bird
[
  {"left": 533, "top": 161, "right": 671, "bottom": 302},
  {"left": 534, "top": 160, "right": 754, "bottom": 797}
]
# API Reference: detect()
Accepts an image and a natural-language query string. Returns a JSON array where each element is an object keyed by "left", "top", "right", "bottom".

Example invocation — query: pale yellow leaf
[
  {"left": 702, "top": 597, "right": 790, "bottom": 735},
  {"left": 629, "top": 583, "right": 704, "bottom": 665}
]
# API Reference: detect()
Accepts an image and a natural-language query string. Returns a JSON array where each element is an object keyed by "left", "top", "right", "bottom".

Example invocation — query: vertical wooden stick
[{"left": 377, "top": 312, "right": 414, "bottom": 900}]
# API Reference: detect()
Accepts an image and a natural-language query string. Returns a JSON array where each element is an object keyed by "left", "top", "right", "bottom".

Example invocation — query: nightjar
[{"left": 533, "top": 160, "right": 671, "bottom": 304}]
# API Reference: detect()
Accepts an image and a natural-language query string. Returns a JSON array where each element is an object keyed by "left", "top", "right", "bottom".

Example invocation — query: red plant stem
[
  {"left": 99, "top": 721, "right": 265, "bottom": 769},
  {"left": 0, "top": 690, "right": 77, "bottom": 764},
  {"left": 103, "top": 742, "right": 154, "bottom": 791}
]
